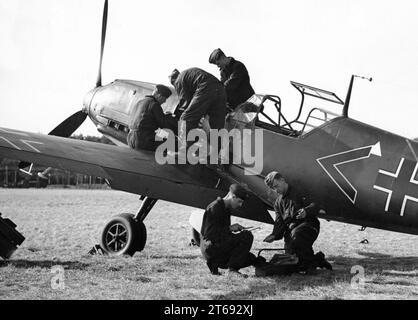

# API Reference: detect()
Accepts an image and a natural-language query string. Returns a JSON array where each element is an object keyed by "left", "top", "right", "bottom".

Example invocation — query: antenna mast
[{"left": 343, "top": 74, "right": 372, "bottom": 117}]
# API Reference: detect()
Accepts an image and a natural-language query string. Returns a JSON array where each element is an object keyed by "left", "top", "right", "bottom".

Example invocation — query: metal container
[{"left": 0, "top": 213, "right": 25, "bottom": 259}]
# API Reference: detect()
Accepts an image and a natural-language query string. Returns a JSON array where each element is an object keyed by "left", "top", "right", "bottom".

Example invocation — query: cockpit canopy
[{"left": 230, "top": 81, "right": 345, "bottom": 137}]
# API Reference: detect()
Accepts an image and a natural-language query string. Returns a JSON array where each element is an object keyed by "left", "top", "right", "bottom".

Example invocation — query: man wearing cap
[
  {"left": 169, "top": 68, "right": 227, "bottom": 152},
  {"left": 127, "top": 84, "right": 177, "bottom": 151},
  {"left": 200, "top": 184, "right": 263, "bottom": 277},
  {"left": 263, "top": 171, "right": 332, "bottom": 273},
  {"left": 209, "top": 48, "right": 255, "bottom": 110}
]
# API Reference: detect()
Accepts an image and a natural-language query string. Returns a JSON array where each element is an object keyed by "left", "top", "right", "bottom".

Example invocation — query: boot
[
  {"left": 315, "top": 251, "right": 332, "bottom": 270},
  {"left": 206, "top": 261, "right": 221, "bottom": 275},
  {"left": 227, "top": 268, "right": 248, "bottom": 278}
]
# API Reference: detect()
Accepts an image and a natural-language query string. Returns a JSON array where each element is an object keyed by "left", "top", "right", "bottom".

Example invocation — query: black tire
[
  {"left": 191, "top": 228, "right": 201, "bottom": 247},
  {"left": 135, "top": 221, "right": 147, "bottom": 252},
  {"left": 100, "top": 213, "right": 144, "bottom": 256}
]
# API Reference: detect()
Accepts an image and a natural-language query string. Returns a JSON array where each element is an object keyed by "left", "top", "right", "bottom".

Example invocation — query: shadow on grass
[
  {"left": 331, "top": 251, "right": 418, "bottom": 273},
  {"left": 146, "top": 254, "right": 201, "bottom": 260},
  {"left": 211, "top": 252, "right": 418, "bottom": 299},
  {"left": 212, "top": 271, "right": 337, "bottom": 300},
  {"left": 0, "top": 259, "right": 90, "bottom": 270}
]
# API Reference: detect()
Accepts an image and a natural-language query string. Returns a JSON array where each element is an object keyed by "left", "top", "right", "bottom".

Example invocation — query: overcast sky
[{"left": 1, "top": 0, "right": 418, "bottom": 138}]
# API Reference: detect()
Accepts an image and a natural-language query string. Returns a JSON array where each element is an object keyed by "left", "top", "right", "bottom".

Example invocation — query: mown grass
[{"left": 0, "top": 189, "right": 417, "bottom": 300}]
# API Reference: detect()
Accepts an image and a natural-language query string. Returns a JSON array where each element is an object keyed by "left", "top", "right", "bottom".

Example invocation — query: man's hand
[
  {"left": 263, "top": 234, "right": 276, "bottom": 243},
  {"left": 230, "top": 223, "right": 245, "bottom": 232},
  {"left": 199, "top": 115, "right": 211, "bottom": 134},
  {"left": 296, "top": 208, "right": 307, "bottom": 220},
  {"left": 267, "top": 189, "right": 281, "bottom": 203}
]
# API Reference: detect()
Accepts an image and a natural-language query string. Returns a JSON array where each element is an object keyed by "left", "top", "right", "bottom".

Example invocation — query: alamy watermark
[
  {"left": 51, "top": 265, "right": 65, "bottom": 290},
  {"left": 154, "top": 122, "right": 264, "bottom": 175},
  {"left": 350, "top": 265, "right": 365, "bottom": 290}
]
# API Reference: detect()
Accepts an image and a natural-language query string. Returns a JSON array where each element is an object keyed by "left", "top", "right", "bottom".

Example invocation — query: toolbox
[
  {"left": 0, "top": 213, "right": 25, "bottom": 259},
  {"left": 255, "top": 248, "right": 300, "bottom": 276}
]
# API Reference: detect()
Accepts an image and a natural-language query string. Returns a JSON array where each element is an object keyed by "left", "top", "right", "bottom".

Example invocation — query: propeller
[
  {"left": 19, "top": 1, "right": 109, "bottom": 171},
  {"left": 45, "top": 0, "right": 108, "bottom": 139},
  {"left": 48, "top": 110, "right": 88, "bottom": 137},
  {"left": 18, "top": 110, "right": 88, "bottom": 170},
  {"left": 49, "top": 0, "right": 108, "bottom": 137},
  {"left": 96, "top": 0, "right": 108, "bottom": 88}
]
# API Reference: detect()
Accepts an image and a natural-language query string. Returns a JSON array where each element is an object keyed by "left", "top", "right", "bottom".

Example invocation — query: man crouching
[
  {"left": 127, "top": 84, "right": 177, "bottom": 152},
  {"left": 200, "top": 184, "right": 263, "bottom": 277},
  {"left": 264, "top": 171, "right": 332, "bottom": 273}
]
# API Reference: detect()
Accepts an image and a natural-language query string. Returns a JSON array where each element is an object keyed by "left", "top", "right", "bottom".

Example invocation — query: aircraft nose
[{"left": 82, "top": 88, "right": 96, "bottom": 114}]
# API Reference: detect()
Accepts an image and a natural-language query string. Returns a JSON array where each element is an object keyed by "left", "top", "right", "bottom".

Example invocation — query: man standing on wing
[
  {"left": 209, "top": 48, "right": 255, "bottom": 110},
  {"left": 169, "top": 67, "right": 227, "bottom": 154}
]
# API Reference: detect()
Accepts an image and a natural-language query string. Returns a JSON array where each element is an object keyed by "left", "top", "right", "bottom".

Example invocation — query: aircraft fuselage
[{"left": 84, "top": 79, "right": 418, "bottom": 235}]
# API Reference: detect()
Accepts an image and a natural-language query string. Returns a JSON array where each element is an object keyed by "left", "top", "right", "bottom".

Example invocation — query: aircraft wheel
[
  {"left": 135, "top": 221, "right": 147, "bottom": 252},
  {"left": 100, "top": 213, "right": 143, "bottom": 256},
  {"left": 190, "top": 228, "right": 201, "bottom": 247}
]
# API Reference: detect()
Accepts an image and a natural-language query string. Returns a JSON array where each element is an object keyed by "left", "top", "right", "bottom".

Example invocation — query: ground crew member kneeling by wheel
[
  {"left": 200, "top": 184, "right": 264, "bottom": 277},
  {"left": 263, "top": 171, "right": 332, "bottom": 273}
]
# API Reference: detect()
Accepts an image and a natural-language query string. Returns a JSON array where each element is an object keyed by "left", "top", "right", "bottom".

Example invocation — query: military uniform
[
  {"left": 200, "top": 197, "right": 256, "bottom": 272},
  {"left": 270, "top": 186, "right": 321, "bottom": 270},
  {"left": 219, "top": 57, "right": 255, "bottom": 108},
  {"left": 174, "top": 68, "right": 227, "bottom": 134},
  {"left": 127, "top": 95, "right": 177, "bottom": 151}
]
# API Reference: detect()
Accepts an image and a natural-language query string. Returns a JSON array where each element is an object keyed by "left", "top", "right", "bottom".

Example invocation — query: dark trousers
[
  {"left": 200, "top": 230, "right": 256, "bottom": 271},
  {"left": 180, "top": 84, "right": 227, "bottom": 129},
  {"left": 285, "top": 223, "right": 319, "bottom": 270},
  {"left": 179, "top": 84, "right": 227, "bottom": 151},
  {"left": 127, "top": 130, "right": 163, "bottom": 151}
]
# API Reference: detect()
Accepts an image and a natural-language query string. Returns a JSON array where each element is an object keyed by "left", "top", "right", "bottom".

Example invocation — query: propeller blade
[
  {"left": 19, "top": 2, "right": 107, "bottom": 171},
  {"left": 18, "top": 110, "right": 88, "bottom": 170},
  {"left": 49, "top": 110, "right": 88, "bottom": 137},
  {"left": 95, "top": 0, "right": 108, "bottom": 88},
  {"left": 18, "top": 111, "right": 87, "bottom": 170}
]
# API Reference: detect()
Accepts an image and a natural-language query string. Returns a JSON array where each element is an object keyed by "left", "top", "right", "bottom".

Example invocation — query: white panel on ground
[{"left": 188, "top": 210, "right": 204, "bottom": 232}]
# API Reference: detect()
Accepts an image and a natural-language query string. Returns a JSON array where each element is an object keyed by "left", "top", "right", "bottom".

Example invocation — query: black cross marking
[{"left": 373, "top": 158, "right": 418, "bottom": 216}]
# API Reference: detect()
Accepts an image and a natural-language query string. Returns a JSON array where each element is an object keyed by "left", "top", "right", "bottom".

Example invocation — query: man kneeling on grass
[
  {"left": 200, "top": 184, "right": 264, "bottom": 277},
  {"left": 263, "top": 171, "right": 332, "bottom": 273}
]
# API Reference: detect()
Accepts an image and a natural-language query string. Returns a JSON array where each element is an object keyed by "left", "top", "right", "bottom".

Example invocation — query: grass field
[{"left": 0, "top": 189, "right": 417, "bottom": 300}]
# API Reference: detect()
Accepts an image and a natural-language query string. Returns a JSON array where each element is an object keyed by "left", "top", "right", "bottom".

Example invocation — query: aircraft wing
[
  {"left": 0, "top": 127, "right": 273, "bottom": 224},
  {"left": 0, "top": 127, "right": 226, "bottom": 207}
]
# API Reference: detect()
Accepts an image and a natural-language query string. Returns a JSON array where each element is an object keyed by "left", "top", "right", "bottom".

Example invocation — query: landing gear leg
[
  {"left": 135, "top": 197, "right": 158, "bottom": 222},
  {"left": 100, "top": 197, "right": 158, "bottom": 256}
]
